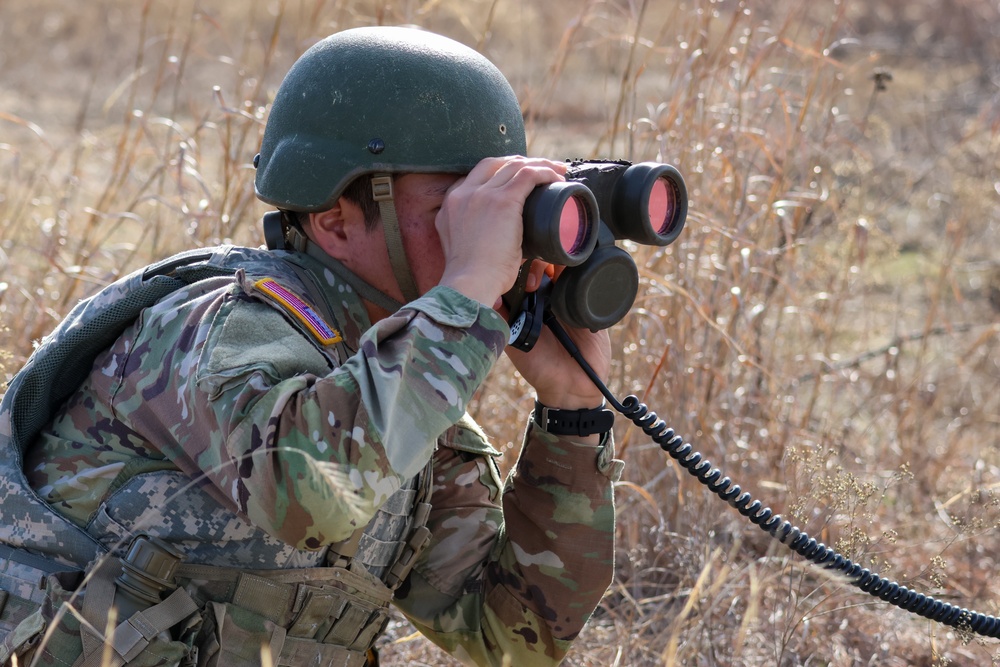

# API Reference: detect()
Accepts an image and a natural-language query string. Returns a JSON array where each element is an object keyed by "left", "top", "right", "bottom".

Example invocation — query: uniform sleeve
[
  {"left": 394, "top": 420, "right": 623, "bottom": 667},
  {"left": 126, "top": 282, "right": 508, "bottom": 549}
]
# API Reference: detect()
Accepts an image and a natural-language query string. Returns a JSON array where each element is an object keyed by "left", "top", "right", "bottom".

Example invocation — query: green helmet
[{"left": 255, "top": 26, "right": 528, "bottom": 212}]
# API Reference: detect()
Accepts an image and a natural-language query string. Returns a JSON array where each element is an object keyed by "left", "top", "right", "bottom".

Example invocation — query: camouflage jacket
[{"left": 9, "top": 245, "right": 622, "bottom": 666}]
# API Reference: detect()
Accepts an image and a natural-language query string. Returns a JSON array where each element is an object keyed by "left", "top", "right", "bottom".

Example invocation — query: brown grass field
[{"left": 2, "top": 0, "right": 999, "bottom": 665}]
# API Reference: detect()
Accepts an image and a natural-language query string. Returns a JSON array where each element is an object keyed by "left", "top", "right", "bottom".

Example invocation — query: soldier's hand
[
  {"left": 504, "top": 262, "right": 612, "bottom": 440},
  {"left": 436, "top": 157, "right": 567, "bottom": 308}
]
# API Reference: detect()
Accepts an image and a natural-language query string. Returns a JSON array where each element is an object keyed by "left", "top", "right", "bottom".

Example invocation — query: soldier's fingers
[
  {"left": 524, "top": 259, "right": 550, "bottom": 292},
  {"left": 459, "top": 156, "right": 513, "bottom": 187},
  {"left": 461, "top": 156, "right": 566, "bottom": 189},
  {"left": 487, "top": 157, "right": 568, "bottom": 189}
]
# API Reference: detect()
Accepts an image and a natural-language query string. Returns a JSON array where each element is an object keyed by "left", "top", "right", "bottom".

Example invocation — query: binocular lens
[
  {"left": 648, "top": 177, "right": 678, "bottom": 236},
  {"left": 522, "top": 180, "right": 599, "bottom": 266},
  {"left": 559, "top": 196, "right": 589, "bottom": 255},
  {"left": 611, "top": 163, "right": 688, "bottom": 246}
]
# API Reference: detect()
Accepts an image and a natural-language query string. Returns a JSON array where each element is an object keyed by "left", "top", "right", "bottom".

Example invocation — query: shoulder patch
[{"left": 252, "top": 277, "right": 343, "bottom": 346}]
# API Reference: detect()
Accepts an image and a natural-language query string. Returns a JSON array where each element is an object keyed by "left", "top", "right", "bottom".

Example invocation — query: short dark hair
[
  {"left": 290, "top": 175, "right": 386, "bottom": 233},
  {"left": 341, "top": 175, "right": 383, "bottom": 232}
]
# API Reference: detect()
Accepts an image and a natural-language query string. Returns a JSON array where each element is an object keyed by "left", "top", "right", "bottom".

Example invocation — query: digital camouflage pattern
[{"left": 5, "top": 245, "right": 623, "bottom": 666}]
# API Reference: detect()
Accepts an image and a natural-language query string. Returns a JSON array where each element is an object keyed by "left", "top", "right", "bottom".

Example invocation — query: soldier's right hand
[{"left": 436, "top": 156, "right": 567, "bottom": 308}]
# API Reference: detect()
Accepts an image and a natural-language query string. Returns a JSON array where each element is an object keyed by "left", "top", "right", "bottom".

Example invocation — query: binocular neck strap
[{"left": 371, "top": 174, "right": 421, "bottom": 304}]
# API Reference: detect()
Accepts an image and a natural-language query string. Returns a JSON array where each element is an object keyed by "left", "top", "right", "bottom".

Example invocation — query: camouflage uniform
[{"left": 0, "top": 244, "right": 622, "bottom": 666}]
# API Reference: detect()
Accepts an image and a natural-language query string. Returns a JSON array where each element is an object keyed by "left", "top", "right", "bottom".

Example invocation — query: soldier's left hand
[{"left": 503, "top": 261, "right": 612, "bottom": 418}]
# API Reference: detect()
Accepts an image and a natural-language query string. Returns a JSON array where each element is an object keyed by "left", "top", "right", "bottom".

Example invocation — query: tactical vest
[{"left": 0, "top": 246, "right": 432, "bottom": 667}]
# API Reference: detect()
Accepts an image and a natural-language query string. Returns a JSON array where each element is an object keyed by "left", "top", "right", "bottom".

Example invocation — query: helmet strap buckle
[{"left": 371, "top": 175, "right": 394, "bottom": 202}]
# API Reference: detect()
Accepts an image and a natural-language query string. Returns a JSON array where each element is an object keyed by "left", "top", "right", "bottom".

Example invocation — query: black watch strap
[{"left": 533, "top": 400, "right": 615, "bottom": 436}]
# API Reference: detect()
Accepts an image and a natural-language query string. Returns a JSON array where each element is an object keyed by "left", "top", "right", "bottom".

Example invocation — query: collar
[{"left": 277, "top": 246, "right": 375, "bottom": 353}]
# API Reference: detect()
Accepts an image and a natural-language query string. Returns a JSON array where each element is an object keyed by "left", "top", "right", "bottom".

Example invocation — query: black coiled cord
[{"left": 545, "top": 313, "right": 1000, "bottom": 639}]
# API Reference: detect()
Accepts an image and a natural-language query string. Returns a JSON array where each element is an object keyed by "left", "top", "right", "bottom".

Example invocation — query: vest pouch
[
  {"left": 196, "top": 601, "right": 284, "bottom": 667},
  {"left": 196, "top": 601, "right": 368, "bottom": 667},
  {"left": 1, "top": 570, "right": 83, "bottom": 667}
]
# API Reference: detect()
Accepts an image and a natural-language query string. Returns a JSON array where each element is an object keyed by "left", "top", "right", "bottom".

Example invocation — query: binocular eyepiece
[{"left": 513, "top": 160, "right": 688, "bottom": 340}]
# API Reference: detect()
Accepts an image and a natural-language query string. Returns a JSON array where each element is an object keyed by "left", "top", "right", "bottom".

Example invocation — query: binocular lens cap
[{"left": 552, "top": 246, "right": 638, "bottom": 331}]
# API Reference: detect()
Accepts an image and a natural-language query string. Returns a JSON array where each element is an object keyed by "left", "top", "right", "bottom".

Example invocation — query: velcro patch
[{"left": 253, "top": 278, "right": 343, "bottom": 346}]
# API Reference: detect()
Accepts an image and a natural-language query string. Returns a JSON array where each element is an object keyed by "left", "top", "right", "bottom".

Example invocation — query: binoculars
[{"left": 509, "top": 159, "right": 687, "bottom": 346}]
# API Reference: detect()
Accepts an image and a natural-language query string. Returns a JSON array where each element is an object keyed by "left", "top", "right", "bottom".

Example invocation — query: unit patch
[{"left": 252, "top": 277, "right": 343, "bottom": 346}]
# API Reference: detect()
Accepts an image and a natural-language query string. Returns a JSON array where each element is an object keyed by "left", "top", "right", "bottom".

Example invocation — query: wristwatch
[{"left": 532, "top": 400, "right": 615, "bottom": 437}]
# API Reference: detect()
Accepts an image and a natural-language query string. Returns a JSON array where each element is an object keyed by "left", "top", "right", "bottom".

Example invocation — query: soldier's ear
[{"left": 310, "top": 197, "right": 364, "bottom": 260}]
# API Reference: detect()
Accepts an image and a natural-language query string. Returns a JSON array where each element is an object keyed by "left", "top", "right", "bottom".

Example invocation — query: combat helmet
[{"left": 255, "top": 26, "right": 527, "bottom": 302}]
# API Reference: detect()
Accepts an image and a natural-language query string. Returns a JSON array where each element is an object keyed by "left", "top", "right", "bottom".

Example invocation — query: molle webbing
[
  {"left": 175, "top": 564, "right": 390, "bottom": 660},
  {"left": 0, "top": 544, "right": 82, "bottom": 612},
  {"left": 325, "top": 456, "right": 433, "bottom": 589}
]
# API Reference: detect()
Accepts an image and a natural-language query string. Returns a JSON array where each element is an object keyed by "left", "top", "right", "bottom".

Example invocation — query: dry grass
[{"left": 2, "top": 0, "right": 999, "bottom": 665}]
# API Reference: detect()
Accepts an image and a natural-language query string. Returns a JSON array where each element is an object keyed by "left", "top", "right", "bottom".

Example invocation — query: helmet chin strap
[
  {"left": 265, "top": 211, "right": 406, "bottom": 315},
  {"left": 262, "top": 173, "right": 422, "bottom": 312},
  {"left": 371, "top": 174, "right": 421, "bottom": 304}
]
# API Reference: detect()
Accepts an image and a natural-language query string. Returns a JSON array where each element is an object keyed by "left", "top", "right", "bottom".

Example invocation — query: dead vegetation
[{"left": 1, "top": 0, "right": 999, "bottom": 665}]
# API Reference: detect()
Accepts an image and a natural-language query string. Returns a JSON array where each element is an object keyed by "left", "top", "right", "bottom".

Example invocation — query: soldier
[{"left": 0, "top": 26, "right": 622, "bottom": 667}]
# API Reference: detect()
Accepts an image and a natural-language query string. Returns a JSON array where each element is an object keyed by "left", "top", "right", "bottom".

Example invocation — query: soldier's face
[
  {"left": 389, "top": 172, "right": 458, "bottom": 295},
  {"left": 313, "top": 173, "right": 459, "bottom": 319}
]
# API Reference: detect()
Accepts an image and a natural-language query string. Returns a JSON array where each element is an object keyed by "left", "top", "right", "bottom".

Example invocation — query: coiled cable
[{"left": 545, "top": 313, "right": 1000, "bottom": 639}]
